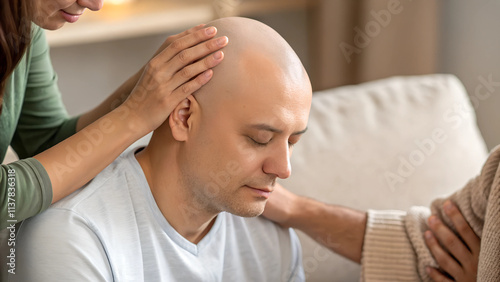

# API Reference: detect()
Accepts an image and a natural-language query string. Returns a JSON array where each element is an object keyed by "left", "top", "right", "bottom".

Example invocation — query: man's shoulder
[
  {"left": 22, "top": 150, "right": 145, "bottom": 239},
  {"left": 221, "top": 213, "right": 303, "bottom": 280},
  {"left": 225, "top": 213, "right": 297, "bottom": 248},
  {"left": 50, "top": 152, "right": 136, "bottom": 212},
  {"left": 15, "top": 151, "right": 145, "bottom": 260}
]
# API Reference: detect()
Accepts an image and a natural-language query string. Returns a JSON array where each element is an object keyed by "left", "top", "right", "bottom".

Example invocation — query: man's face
[{"left": 180, "top": 54, "right": 312, "bottom": 217}]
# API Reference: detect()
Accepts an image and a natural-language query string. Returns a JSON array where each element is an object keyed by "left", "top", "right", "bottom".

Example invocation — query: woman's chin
[{"left": 34, "top": 17, "right": 67, "bottom": 31}]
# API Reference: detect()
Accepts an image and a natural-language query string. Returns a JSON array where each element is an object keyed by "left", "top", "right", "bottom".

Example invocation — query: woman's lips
[{"left": 60, "top": 10, "right": 83, "bottom": 23}]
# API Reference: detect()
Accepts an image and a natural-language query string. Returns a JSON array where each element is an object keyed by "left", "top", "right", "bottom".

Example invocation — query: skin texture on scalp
[{"left": 194, "top": 17, "right": 311, "bottom": 112}]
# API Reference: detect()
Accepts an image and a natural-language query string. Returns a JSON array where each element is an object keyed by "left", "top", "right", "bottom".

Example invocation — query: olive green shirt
[{"left": 1, "top": 24, "right": 79, "bottom": 229}]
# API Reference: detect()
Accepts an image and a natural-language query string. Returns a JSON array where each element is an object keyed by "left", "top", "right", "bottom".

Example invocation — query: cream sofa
[
  {"left": 281, "top": 74, "right": 488, "bottom": 281},
  {"left": 2, "top": 74, "right": 488, "bottom": 281}
]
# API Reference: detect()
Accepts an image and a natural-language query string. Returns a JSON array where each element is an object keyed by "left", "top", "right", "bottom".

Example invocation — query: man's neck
[{"left": 135, "top": 143, "right": 217, "bottom": 244}]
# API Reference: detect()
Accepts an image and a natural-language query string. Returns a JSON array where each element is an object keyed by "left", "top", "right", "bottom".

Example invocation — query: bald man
[{"left": 12, "top": 17, "right": 310, "bottom": 281}]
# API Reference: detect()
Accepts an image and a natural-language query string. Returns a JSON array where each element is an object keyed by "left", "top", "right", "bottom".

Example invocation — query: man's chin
[
  {"left": 237, "top": 210, "right": 264, "bottom": 218},
  {"left": 227, "top": 203, "right": 266, "bottom": 218}
]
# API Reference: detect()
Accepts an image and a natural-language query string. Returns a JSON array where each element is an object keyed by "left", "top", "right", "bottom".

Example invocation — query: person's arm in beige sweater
[
  {"left": 263, "top": 145, "right": 500, "bottom": 281},
  {"left": 364, "top": 145, "right": 500, "bottom": 281},
  {"left": 263, "top": 185, "right": 478, "bottom": 281}
]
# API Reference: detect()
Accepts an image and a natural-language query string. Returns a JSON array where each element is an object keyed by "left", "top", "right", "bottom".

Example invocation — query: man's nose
[
  {"left": 263, "top": 143, "right": 292, "bottom": 179},
  {"left": 78, "top": 0, "right": 103, "bottom": 11}
]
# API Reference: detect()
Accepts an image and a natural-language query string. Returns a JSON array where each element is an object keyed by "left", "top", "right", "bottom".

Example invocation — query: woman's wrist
[{"left": 111, "top": 102, "right": 152, "bottom": 140}]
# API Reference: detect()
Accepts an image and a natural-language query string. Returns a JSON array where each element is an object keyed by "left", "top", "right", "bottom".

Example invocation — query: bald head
[
  {"left": 194, "top": 17, "right": 310, "bottom": 108},
  {"left": 144, "top": 17, "right": 312, "bottom": 219}
]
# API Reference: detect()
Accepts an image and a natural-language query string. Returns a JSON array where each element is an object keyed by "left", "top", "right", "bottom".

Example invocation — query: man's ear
[{"left": 169, "top": 96, "right": 198, "bottom": 141}]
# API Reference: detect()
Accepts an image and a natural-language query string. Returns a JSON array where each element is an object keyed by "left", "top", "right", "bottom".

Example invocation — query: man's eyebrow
[{"left": 248, "top": 124, "right": 308, "bottom": 135}]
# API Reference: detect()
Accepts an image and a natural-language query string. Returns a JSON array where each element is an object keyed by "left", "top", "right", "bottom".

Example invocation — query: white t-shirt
[{"left": 11, "top": 148, "right": 304, "bottom": 281}]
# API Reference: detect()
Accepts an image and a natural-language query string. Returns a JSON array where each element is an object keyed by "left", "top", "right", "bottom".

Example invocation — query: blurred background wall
[{"left": 48, "top": 0, "right": 500, "bottom": 150}]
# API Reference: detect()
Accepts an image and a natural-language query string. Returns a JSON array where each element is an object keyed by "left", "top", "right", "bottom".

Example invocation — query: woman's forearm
[{"left": 35, "top": 106, "right": 144, "bottom": 203}]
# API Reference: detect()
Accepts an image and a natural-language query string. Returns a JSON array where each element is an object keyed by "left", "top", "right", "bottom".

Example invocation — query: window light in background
[{"left": 107, "top": 0, "right": 136, "bottom": 5}]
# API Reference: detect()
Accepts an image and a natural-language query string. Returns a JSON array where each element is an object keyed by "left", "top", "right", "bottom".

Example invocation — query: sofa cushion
[{"left": 282, "top": 74, "right": 488, "bottom": 281}]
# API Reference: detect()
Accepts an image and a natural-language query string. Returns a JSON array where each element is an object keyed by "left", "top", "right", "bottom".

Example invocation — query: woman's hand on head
[{"left": 121, "top": 24, "right": 228, "bottom": 134}]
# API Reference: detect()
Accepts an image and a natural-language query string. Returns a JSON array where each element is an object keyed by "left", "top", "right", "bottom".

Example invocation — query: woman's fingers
[
  {"left": 168, "top": 50, "right": 224, "bottom": 93},
  {"left": 168, "top": 35, "right": 228, "bottom": 68},
  {"left": 161, "top": 35, "right": 228, "bottom": 83},
  {"left": 169, "top": 69, "right": 214, "bottom": 102},
  {"left": 152, "top": 24, "right": 207, "bottom": 58},
  {"left": 424, "top": 228, "right": 463, "bottom": 278},
  {"left": 156, "top": 26, "right": 224, "bottom": 65},
  {"left": 165, "top": 24, "right": 207, "bottom": 45},
  {"left": 148, "top": 33, "right": 227, "bottom": 95},
  {"left": 146, "top": 29, "right": 227, "bottom": 88}
]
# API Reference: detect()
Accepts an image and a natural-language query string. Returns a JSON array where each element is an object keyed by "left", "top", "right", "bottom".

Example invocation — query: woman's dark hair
[{"left": 0, "top": 0, "right": 33, "bottom": 113}]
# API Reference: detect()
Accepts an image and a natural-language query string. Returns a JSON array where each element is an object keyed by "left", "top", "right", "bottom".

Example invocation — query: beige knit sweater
[{"left": 361, "top": 145, "right": 500, "bottom": 281}]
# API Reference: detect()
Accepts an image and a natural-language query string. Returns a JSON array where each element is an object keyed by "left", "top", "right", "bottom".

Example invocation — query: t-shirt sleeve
[
  {"left": 11, "top": 208, "right": 113, "bottom": 281},
  {"left": 0, "top": 158, "right": 52, "bottom": 229},
  {"left": 11, "top": 25, "right": 79, "bottom": 159}
]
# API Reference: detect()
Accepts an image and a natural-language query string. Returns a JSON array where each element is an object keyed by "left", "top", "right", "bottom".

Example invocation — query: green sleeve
[
  {"left": 0, "top": 158, "right": 52, "bottom": 229},
  {"left": 11, "top": 25, "right": 79, "bottom": 159}
]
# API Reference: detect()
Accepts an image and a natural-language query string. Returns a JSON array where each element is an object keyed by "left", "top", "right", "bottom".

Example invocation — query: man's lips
[
  {"left": 245, "top": 185, "right": 273, "bottom": 199},
  {"left": 246, "top": 186, "right": 273, "bottom": 193}
]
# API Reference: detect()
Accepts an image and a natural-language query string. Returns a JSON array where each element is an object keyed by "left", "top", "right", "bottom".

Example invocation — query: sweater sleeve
[
  {"left": 10, "top": 25, "right": 79, "bottom": 159},
  {"left": 0, "top": 158, "right": 52, "bottom": 230},
  {"left": 361, "top": 145, "right": 500, "bottom": 281},
  {"left": 361, "top": 209, "right": 424, "bottom": 281}
]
